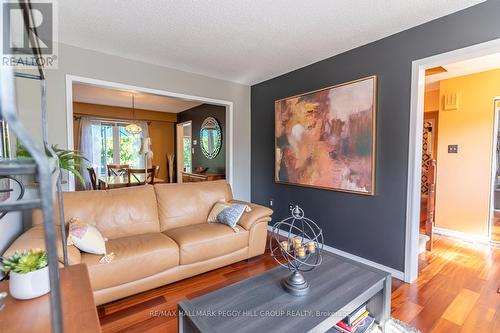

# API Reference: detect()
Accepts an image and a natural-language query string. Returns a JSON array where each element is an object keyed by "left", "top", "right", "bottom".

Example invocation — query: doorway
[
  {"left": 406, "top": 38, "right": 500, "bottom": 283},
  {"left": 419, "top": 109, "right": 438, "bottom": 253},
  {"left": 176, "top": 121, "right": 192, "bottom": 182},
  {"left": 65, "top": 75, "right": 234, "bottom": 192}
]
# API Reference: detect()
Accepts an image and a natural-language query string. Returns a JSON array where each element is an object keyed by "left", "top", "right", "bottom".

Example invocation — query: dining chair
[
  {"left": 98, "top": 179, "right": 108, "bottom": 190},
  {"left": 154, "top": 165, "right": 160, "bottom": 177},
  {"left": 107, "top": 164, "right": 129, "bottom": 176},
  {"left": 87, "top": 167, "right": 98, "bottom": 190},
  {"left": 127, "top": 166, "right": 157, "bottom": 185}
]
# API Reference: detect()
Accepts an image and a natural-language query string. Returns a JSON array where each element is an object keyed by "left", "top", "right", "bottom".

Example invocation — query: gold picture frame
[{"left": 275, "top": 75, "right": 377, "bottom": 195}]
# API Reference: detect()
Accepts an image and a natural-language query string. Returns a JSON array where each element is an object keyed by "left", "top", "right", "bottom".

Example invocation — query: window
[
  {"left": 91, "top": 122, "right": 143, "bottom": 176},
  {"left": 183, "top": 136, "right": 192, "bottom": 172}
]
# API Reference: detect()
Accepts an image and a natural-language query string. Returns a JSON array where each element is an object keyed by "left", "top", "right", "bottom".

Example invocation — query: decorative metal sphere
[{"left": 269, "top": 205, "right": 323, "bottom": 295}]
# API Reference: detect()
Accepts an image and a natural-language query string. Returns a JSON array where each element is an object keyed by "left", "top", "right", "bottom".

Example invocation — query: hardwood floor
[
  {"left": 97, "top": 234, "right": 500, "bottom": 332},
  {"left": 392, "top": 235, "right": 500, "bottom": 332}
]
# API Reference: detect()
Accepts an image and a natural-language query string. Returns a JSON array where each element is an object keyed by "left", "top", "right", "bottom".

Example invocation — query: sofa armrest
[
  {"left": 2, "top": 225, "right": 81, "bottom": 265},
  {"left": 230, "top": 200, "right": 273, "bottom": 231}
]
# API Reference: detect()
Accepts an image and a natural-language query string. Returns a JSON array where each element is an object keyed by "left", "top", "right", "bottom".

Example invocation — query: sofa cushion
[
  {"left": 164, "top": 223, "right": 248, "bottom": 265},
  {"left": 34, "top": 185, "right": 161, "bottom": 239},
  {"left": 154, "top": 180, "right": 233, "bottom": 231},
  {"left": 81, "top": 233, "right": 179, "bottom": 290}
]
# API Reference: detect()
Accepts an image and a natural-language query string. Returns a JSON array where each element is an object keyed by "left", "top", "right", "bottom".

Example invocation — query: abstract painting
[{"left": 275, "top": 76, "right": 376, "bottom": 195}]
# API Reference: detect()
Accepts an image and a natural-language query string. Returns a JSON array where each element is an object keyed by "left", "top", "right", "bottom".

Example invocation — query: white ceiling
[
  {"left": 73, "top": 83, "right": 202, "bottom": 113},
  {"left": 57, "top": 0, "right": 485, "bottom": 85},
  {"left": 425, "top": 52, "right": 500, "bottom": 91}
]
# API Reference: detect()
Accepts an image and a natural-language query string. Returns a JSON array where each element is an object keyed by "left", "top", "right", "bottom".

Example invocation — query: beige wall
[
  {"left": 73, "top": 102, "right": 176, "bottom": 180},
  {"left": 16, "top": 43, "right": 251, "bottom": 200},
  {"left": 434, "top": 69, "right": 500, "bottom": 237}
]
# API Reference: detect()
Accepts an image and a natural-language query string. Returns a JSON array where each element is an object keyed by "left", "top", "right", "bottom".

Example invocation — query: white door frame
[
  {"left": 405, "top": 38, "right": 500, "bottom": 282},
  {"left": 490, "top": 98, "right": 500, "bottom": 244},
  {"left": 65, "top": 75, "right": 234, "bottom": 191}
]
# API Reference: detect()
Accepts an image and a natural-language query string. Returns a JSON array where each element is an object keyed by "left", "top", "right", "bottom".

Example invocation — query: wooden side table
[
  {"left": 181, "top": 172, "right": 225, "bottom": 182},
  {"left": 0, "top": 264, "right": 101, "bottom": 333}
]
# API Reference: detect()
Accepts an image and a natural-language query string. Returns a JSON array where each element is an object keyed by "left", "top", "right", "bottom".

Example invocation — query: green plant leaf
[
  {"left": 0, "top": 249, "right": 48, "bottom": 274},
  {"left": 65, "top": 166, "right": 86, "bottom": 186},
  {"left": 16, "top": 142, "right": 89, "bottom": 186}
]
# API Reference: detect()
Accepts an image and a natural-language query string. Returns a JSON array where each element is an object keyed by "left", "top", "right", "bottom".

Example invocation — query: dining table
[{"left": 99, "top": 174, "right": 165, "bottom": 189}]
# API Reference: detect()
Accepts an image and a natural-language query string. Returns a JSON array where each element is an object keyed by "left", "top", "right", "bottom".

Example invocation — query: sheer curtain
[
  {"left": 78, "top": 117, "right": 150, "bottom": 189},
  {"left": 79, "top": 116, "right": 102, "bottom": 190}
]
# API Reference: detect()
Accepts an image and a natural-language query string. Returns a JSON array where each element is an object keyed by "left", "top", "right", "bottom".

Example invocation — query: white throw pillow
[{"left": 67, "top": 218, "right": 106, "bottom": 255}]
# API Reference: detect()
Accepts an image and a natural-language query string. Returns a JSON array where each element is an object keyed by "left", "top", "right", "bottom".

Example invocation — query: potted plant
[
  {"left": 16, "top": 142, "right": 88, "bottom": 186},
  {"left": 0, "top": 249, "right": 50, "bottom": 300}
]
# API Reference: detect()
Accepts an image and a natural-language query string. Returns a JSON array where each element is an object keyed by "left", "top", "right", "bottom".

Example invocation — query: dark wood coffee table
[{"left": 178, "top": 252, "right": 391, "bottom": 333}]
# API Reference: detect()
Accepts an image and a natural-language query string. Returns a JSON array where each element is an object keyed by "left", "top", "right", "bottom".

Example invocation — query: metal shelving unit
[{"left": 0, "top": 1, "right": 67, "bottom": 332}]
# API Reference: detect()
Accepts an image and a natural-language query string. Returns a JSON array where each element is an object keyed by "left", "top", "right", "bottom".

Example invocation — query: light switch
[
  {"left": 443, "top": 93, "right": 459, "bottom": 111},
  {"left": 448, "top": 145, "right": 458, "bottom": 154}
]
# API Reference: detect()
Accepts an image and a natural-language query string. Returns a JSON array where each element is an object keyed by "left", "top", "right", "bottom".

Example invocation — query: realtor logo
[{"left": 2, "top": 1, "right": 58, "bottom": 68}]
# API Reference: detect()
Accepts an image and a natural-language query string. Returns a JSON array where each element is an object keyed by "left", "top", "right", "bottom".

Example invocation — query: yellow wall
[
  {"left": 73, "top": 102, "right": 176, "bottom": 180},
  {"left": 424, "top": 89, "right": 440, "bottom": 112},
  {"left": 434, "top": 69, "right": 500, "bottom": 237}
]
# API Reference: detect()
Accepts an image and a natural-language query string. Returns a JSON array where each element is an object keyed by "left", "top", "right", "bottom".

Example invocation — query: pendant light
[{"left": 125, "top": 94, "right": 142, "bottom": 135}]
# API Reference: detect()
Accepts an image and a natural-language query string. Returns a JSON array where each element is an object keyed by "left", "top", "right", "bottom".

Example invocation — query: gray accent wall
[
  {"left": 178, "top": 104, "right": 226, "bottom": 174},
  {"left": 251, "top": 0, "right": 500, "bottom": 272}
]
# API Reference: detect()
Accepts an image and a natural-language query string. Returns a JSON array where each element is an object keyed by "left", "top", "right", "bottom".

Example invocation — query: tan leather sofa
[{"left": 3, "top": 180, "right": 273, "bottom": 305}]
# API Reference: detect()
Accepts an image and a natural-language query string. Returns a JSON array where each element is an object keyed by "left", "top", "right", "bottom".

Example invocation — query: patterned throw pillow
[
  {"left": 207, "top": 202, "right": 231, "bottom": 223},
  {"left": 216, "top": 204, "right": 248, "bottom": 230},
  {"left": 67, "top": 218, "right": 115, "bottom": 264},
  {"left": 207, "top": 202, "right": 250, "bottom": 231}
]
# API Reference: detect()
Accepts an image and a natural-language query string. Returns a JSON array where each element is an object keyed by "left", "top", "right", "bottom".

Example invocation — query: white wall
[
  {"left": 20, "top": 43, "right": 251, "bottom": 200},
  {"left": 0, "top": 212, "right": 22, "bottom": 255},
  {"left": 0, "top": 79, "right": 41, "bottom": 255}
]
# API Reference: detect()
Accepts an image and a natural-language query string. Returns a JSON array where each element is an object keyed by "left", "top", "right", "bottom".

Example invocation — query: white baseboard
[
  {"left": 433, "top": 227, "right": 491, "bottom": 244},
  {"left": 268, "top": 226, "right": 405, "bottom": 281}
]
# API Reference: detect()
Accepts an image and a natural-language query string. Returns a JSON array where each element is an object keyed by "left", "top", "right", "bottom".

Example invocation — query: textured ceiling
[{"left": 58, "top": 0, "right": 485, "bottom": 85}]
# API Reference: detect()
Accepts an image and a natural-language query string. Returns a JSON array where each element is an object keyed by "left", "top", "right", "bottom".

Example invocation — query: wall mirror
[{"left": 200, "top": 117, "right": 222, "bottom": 159}]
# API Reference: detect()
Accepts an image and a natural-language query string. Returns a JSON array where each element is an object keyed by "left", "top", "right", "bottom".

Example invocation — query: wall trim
[
  {"left": 65, "top": 74, "right": 234, "bottom": 192},
  {"left": 406, "top": 38, "right": 500, "bottom": 283},
  {"left": 268, "top": 226, "right": 405, "bottom": 281},
  {"left": 433, "top": 227, "right": 492, "bottom": 245}
]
